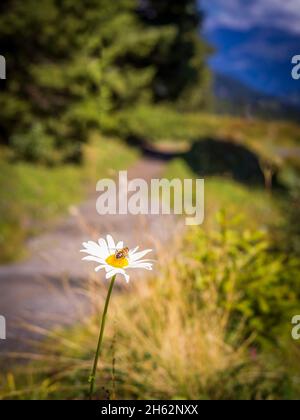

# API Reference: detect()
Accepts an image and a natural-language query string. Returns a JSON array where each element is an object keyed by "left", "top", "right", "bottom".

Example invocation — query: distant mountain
[
  {"left": 203, "top": 24, "right": 300, "bottom": 105},
  {"left": 213, "top": 72, "right": 300, "bottom": 121}
]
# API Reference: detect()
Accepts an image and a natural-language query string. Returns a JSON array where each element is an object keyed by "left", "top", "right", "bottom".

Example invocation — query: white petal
[
  {"left": 80, "top": 241, "right": 97, "bottom": 252},
  {"left": 82, "top": 255, "right": 105, "bottom": 264},
  {"left": 109, "top": 269, "right": 130, "bottom": 283},
  {"left": 131, "top": 261, "right": 153, "bottom": 267},
  {"left": 106, "top": 234, "right": 116, "bottom": 253},
  {"left": 105, "top": 268, "right": 125, "bottom": 279},
  {"left": 129, "top": 249, "right": 152, "bottom": 263},
  {"left": 105, "top": 269, "right": 117, "bottom": 279},
  {"left": 98, "top": 238, "right": 109, "bottom": 256},
  {"left": 80, "top": 241, "right": 107, "bottom": 258},
  {"left": 95, "top": 264, "right": 107, "bottom": 272},
  {"left": 116, "top": 241, "right": 123, "bottom": 250},
  {"left": 128, "top": 263, "right": 152, "bottom": 270},
  {"left": 129, "top": 246, "right": 139, "bottom": 255},
  {"left": 123, "top": 272, "right": 130, "bottom": 283}
]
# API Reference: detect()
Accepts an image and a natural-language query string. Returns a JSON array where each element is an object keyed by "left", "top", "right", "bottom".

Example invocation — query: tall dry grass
[{"left": 0, "top": 223, "right": 286, "bottom": 400}]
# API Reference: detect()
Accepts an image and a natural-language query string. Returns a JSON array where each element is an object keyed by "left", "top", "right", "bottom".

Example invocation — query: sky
[{"left": 200, "top": 0, "right": 300, "bottom": 103}]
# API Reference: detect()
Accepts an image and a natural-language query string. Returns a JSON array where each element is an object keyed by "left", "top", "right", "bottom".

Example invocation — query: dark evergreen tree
[{"left": 137, "top": 0, "right": 212, "bottom": 109}]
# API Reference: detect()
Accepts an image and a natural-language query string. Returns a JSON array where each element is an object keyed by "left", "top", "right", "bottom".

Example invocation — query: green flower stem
[{"left": 89, "top": 274, "right": 116, "bottom": 400}]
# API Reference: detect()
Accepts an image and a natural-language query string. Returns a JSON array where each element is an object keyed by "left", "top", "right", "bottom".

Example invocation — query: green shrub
[
  {"left": 117, "top": 105, "right": 190, "bottom": 142},
  {"left": 11, "top": 123, "right": 58, "bottom": 165},
  {"left": 185, "top": 214, "right": 300, "bottom": 345}
]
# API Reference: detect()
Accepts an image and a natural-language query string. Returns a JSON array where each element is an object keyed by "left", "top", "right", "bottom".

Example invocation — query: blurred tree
[
  {"left": 138, "top": 0, "right": 212, "bottom": 110},
  {"left": 0, "top": 0, "right": 211, "bottom": 162}
]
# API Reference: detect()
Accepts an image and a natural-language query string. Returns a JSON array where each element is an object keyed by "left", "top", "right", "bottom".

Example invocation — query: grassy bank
[
  {"left": 0, "top": 134, "right": 138, "bottom": 262},
  {"left": 122, "top": 106, "right": 300, "bottom": 150},
  {"left": 163, "top": 158, "right": 283, "bottom": 231}
]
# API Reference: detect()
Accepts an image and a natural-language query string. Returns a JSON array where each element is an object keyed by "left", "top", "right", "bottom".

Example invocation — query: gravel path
[{"left": 0, "top": 156, "right": 182, "bottom": 355}]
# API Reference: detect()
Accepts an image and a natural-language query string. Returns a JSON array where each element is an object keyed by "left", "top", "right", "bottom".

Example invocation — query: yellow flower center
[{"left": 106, "top": 254, "right": 129, "bottom": 269}]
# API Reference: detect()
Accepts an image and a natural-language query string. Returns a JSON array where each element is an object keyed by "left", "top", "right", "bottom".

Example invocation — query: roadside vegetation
[
  {"left": 1, "top": 212, "right": 300, "bottom": 400},
  {"left": 1, "top": 0, "right": 300, "bottom": 401}
]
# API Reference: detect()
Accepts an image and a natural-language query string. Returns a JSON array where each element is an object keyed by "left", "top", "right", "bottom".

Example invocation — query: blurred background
[{"left": 0, "top": 0, "right": 300, "bottom": 400}]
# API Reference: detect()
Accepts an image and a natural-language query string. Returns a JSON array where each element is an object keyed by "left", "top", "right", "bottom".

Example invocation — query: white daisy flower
[{"left": 80, "top": 234, "right": 153, "bottom": 283}]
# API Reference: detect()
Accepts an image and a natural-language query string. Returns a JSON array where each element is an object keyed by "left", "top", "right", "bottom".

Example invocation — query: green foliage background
[{"left": 0, "top": 0, "right": 211, "bottom": 162}]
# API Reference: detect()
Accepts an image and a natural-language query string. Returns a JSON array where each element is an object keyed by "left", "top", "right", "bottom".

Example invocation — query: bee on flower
[{"left": 80, "top": 234, "right": 153, "bottom": 283}]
